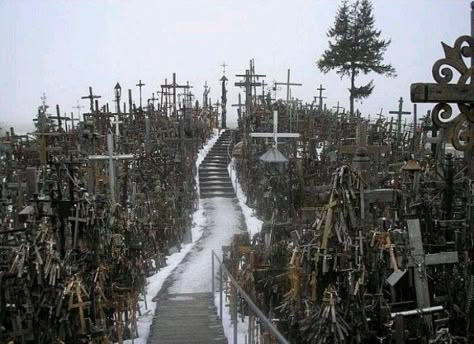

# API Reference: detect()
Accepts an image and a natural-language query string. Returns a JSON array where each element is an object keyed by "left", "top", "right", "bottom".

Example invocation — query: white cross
[
  {"left": 88, "top": 132, "right": 134, "bottom": 204},
  {"left": 250, "top": 110, "right": 300, "bottom": 149}
]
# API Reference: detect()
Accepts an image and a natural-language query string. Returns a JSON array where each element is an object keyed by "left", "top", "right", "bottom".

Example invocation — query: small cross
[
  {"left": 221, "top": 62, "right": 228, "bottom": 76},
  {"left": 389, "top": 97, "right": 411, "bottom": 148},
  {"left": 316, "top": 84, "right": 326, "bottom": 111},
  {"left": 136, "top": 79, "right": 145, "bottom": 109},
  {"left": 333, "top": 101, "right": 345, "bottom": 114}
]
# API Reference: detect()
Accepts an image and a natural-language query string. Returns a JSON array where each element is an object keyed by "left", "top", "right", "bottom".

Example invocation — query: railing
[{"left": 211, "top": 250, "right": 290, "bottom": 344}]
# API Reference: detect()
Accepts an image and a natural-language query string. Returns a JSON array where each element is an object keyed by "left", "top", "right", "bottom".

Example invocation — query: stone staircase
[
  {"left": 147, "top": 292, "right": 227, "bottom": 344},
  {"left": 199, "top": 130, "right": 235, "bottom": 199}
]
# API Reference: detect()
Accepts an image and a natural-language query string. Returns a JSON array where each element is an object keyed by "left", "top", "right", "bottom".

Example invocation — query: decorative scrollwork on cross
[{"left": 411, "top": 35, "right": 474, "bottom": 152}]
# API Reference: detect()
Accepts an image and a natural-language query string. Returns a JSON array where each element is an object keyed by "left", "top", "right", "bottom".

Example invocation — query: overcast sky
[{"left": 0, "top": 0, "right": 469, "bottom": 132}]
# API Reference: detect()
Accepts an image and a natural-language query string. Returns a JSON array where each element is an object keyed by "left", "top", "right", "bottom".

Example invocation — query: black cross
[
  {"left": 81, "top": 87, "right": 101, "bottom": 112},
  {"left": 136, "top": 79, "right": 145, "bottom": 109}
]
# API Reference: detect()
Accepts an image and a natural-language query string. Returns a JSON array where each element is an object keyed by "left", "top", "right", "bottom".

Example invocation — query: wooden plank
[{"left": 411, "top": 83, "right": 474, "bottom": 103}]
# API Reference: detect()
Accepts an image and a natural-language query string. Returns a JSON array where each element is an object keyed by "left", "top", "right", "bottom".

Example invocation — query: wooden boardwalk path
[{"left": 147, "top": 292, "right": 227, "bottom": 344}]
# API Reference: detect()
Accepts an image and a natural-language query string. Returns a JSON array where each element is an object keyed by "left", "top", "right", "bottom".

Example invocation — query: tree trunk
[{"left": 350, "top": 69, "right": 355, "bottom": 116}]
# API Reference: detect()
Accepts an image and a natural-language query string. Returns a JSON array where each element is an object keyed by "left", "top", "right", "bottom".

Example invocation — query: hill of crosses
[{"left": 1, "top": 1, "right": 474, "bottom": 343}]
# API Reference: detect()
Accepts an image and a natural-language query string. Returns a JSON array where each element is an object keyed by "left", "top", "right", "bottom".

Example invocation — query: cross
[
  {"left": 203, "top": 81, "right": 211, "bottom": 108},
  {"left": 40, "top": 92, "right": 48, "bottom": 113},
  {"left": 316, "top": 84, "right": 326, "bottom": 111},
  {"left": 235, "top": 69, "right": 266, "bottom": 115},
  {"left": 398, "top": 219, "right": 458, "bottom": 316},
  {"left": 87, "top": 132, "right": 135, "bottom": 204},
  {"left": 389, "top": 97, "right": 411, "bottom": 149},
  {"left": 250, "top": 110, "right": 300, "bottom": 150},
  {"left": 148, "top": 92, "right": 159, "bottom": 109},
  {"left": 276, "top": 69, "right": 302, "bottom": 102},
  {"left": 72, "top": 101, "right": 83, "bottom": 128},
  {"left": 136, "top": 79, "right": 145, "bottom": 109},
  {"left": 232, "top": 93, "right": 244, "bottom": 120},
  {"left": 221, "top": 62, "right": 227, "bottom": 76},
  {"left": 338, "top": 121, "right": 389, "bottom": 155},
  {"left": 48, "top": 105, "right": 69, "bottom": 129},
  {"left": 68, "top": 203, "right": 87, "bottom": 249},
  {"left": 275, "top": 69, "right": 302, "bottom": 123},
  {"left": 333, "top": 101, "right": 345, "bottom": 115},
  {"left": 161, "top": 73, "right": 192, "bottom": 116},
  {"left": 81, "top": 87, "right": 101, "bottom": 113}
]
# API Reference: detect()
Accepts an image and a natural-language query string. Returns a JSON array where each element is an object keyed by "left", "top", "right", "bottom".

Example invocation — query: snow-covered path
[{"left": 168, "top": 197, "right": 245, "bottom": 294}]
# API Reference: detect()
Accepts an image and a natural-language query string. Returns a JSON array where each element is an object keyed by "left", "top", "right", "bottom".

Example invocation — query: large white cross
[
  {"left": 88, "top": 132, "right": 134, "bottom": 204},
  {"left": 250, "top": 110, "right": 300, "bottom": 149}
]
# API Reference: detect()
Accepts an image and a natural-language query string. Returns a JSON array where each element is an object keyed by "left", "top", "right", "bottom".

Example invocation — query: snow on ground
[
  {"left": 124, "top": 129, "right": 221, "bottom": 344},
  {"left": 168, "top": 197, "right": 245, "bottom": 294},
  {"left": 228, "top": 158, "right": 263, "bottom": 237}
]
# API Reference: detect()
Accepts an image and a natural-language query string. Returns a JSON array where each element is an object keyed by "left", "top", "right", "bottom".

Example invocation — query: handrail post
[
  {"left": 233, "top": 287, "right": 238, "bottom": 344},
  {"left": 211, "top": 251, "right": 215, "bottom": 296},
  {"left": 219, "top": 262, "right": 223, "bottom": 321}
]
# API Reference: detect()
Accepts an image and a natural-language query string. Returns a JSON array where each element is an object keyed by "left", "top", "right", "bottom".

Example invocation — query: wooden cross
[
  {"left": 232, "top": 93, "right": 244, "bottom": 120},
  {"left": 333, "top": 101, "right": 345, "bottom": 115},
  {"left": 389, "top": 97, "right": 411, "bottom": 148},
  {"left": 338, "top": 121, "right": 389, "bottom": 155},
  {"left": 401, "top": 219, "right": 458, "bottom": 313},
  {"left": 48, "top": 105, "right": 69, "bottom": 129},
  {"left": 136, "top": 79, "right": 145, "bottom": 109},
  {"left": 161, "top": 73, "right": 192, "bottom": 116},
  {"left": 235, "top": 69, "right": 265, "bottom": 115},
  {"left": 316, "top": 84, "right": 326, "bottom": 111},
  {"left": 275, "top": 69, "right": 302, "bottom": 105},
  {"left": 250, "top": 110, "right": 300, "bottom": 149},
  {"left": 68, "top": 203, "right": 87, "bottom": 249},
  {"left": 81, "top": 87, "right": 101, "bottom": 113}
]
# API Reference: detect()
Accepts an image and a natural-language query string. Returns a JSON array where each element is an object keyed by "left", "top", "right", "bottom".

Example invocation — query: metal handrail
[{"left": 212, "top": 250, "right": 290, "bottom": 344}]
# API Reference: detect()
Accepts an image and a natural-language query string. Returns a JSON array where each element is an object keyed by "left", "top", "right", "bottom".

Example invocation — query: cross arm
[{"left": 411, "top": 83, "right": 474, "bottom": 103}]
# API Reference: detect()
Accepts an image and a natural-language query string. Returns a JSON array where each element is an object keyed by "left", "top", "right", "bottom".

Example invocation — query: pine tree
[{"left": 317, "top": 0, "right": 396, "bottom": 115}]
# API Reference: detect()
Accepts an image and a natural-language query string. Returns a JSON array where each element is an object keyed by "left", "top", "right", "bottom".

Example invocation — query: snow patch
[{"left": 228, "top": 158, "right": 263, "bottom": 237}]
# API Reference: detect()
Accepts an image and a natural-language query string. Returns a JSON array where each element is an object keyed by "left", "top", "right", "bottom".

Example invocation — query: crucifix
[
  {"left": 136, "top": 79, "right": 145, "bottom": 109},
  {"left": 250, "top": 110, "right": 300, "bottom": 150},
  {"left": 316, "top": 84, "right": 326, "bottom": 111},
  {"left": 275, "top": 69, "right": 302, "bottom": 132},
  {"left": 81, "top": 87, "right": 101, "bottom": 113},
  {"left": 389, "top": 97, "right": 411, "bottom": 149}
]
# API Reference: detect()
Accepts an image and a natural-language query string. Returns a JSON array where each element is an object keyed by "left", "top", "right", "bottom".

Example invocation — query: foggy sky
[{"left": 0, "top": 0, "right": 469, "bottom": 132}]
